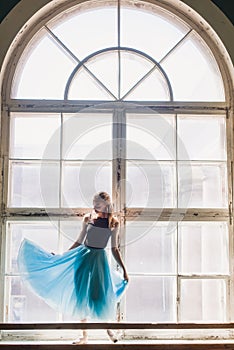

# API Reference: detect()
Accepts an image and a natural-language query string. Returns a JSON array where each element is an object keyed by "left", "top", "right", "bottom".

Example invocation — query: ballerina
[{"left": 18, "top": 191, "right": 129, "bottom": 344}]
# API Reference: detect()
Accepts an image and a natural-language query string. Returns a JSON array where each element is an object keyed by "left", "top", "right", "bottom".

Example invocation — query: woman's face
[{"left": 93, "top": 200, "right": 107, "bottom": 213}]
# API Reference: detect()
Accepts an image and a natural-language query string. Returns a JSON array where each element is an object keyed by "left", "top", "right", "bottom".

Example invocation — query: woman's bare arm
[
  {"left": 111, "top": 222, "right": 129, "bottom": 282},
  {"left": 111, "top": 247, "right": 129, "bottom": 281}
]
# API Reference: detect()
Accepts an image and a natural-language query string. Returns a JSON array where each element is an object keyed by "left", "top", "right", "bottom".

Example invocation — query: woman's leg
[{"left": 72, "top": 319, "right": 88, "bottom": 345}]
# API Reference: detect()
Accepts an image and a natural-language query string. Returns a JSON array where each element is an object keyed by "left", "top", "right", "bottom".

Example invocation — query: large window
[{"left": 1, "top": 0, "right": 233, "bottom": 330}]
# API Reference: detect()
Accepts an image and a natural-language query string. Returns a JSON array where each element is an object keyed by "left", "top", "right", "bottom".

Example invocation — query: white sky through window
[{"left": 11, "top": 2, "right": 225, "bottom": 101}]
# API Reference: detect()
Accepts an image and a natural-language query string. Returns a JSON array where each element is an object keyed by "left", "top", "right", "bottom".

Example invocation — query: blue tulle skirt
[{"left": 17, "top": 239, "right": 128, "bottom": 321}]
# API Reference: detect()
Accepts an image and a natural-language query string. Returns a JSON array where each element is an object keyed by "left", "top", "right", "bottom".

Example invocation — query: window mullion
[
  {"left": 226, "top": 108, "right": 234, "bottom": 321},
  {"left": 0, "top": 219, "right": 7, "bottom": 322},
  {"left": 125, "top": 208, "right": 229, "bottom": 221},
  {"left": 117, "top": 0, "right": 121, "bottom": 100},
  {"left": 0, "top": 109, "right": 10, "bottom": 322},
  {"left": 112, "top": 108, "right": 126, "bottom": 321},
  {"left": 1, "top": 109, "right": 10, "bottom": 214},
  {"left": 5, "top": 100, "right": 228, "bottom": 113},
  {"left": 59, "top": 113, "right": 63, "bottom": 209},
  {"left": 159, "top": 29, "right": 193, "bottom": 65},
  {"left": 112, "top": 108, "right": 126, "bottom": 212},
  {"left": 44, "top": 26, "right": 118, "bottom": 101}
]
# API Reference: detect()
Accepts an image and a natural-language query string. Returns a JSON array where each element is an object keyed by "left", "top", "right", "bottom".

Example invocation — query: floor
[{"left": 1, "top": 339, "right": 234, "bottom": 344}]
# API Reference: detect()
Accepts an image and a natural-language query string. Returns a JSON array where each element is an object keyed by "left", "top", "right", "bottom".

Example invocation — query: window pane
[
  {"left": 68, "top": 66, "right": 113, "bottom": 100},
  {"left": 127, "top": 114, "right": 175, "bottom": 160},
  {"left": 11, "top": 31, "right": 75, "bottom": 99},
  {"left": 121, "top": 5, "right": 189, "bottom": 61},
  {"left": 124, "top": 67, "right": 171, "bottom": 101},
  {"left": 5, "top": 221, "right": 59, "bottom": 322},
  {"left": 63, "top": 114, "right": 112, "bottom": 160},
  {"left": 62, "top": 161, "right": 112, "bottom": 207},
  {"left": 161, "top": 32, "right": 225, "bottom": 101},
  {"left": 85, "top": 51, "right": 119, "bottom": 99},
  {"left": 6, "top": 222, "right": 59, "bottom": 274},
  {"left": 126, "top": 276, "right": 176, "bottom": 322},
  {"left": 8, "top": 161, "right": 60, "bottom": 207},
  {"left": 10, "top": 113, "right": 61, "bottom": 159},
  {"left": 120, "top": 51, "right": 154, "bottom": 99},
  {"left": 60, "top": 220, "right": 83, "bottom": 251},
  {"left": 180, "top": 279, "right": 226, "bottom": 322},
  {"left": 178, "top": 162, "right": 228, "bottom": 208},
  {"left": 126, "top": 161, "right": 176, "bottom": 208},
  {"left": 178, "top": 115, "right": 227, "bottom": 160},
  {"left": 125, "top": 222, "right": 176, "bottom": 274},
  {"left": 179, "top": 222, "right": 229, "bottom": 274},
  {"left": 5, "top": 277, "right": 57, "bottom": 322},
  {"left": 48, "top": 7, "right": 117, "bottom": 61}
]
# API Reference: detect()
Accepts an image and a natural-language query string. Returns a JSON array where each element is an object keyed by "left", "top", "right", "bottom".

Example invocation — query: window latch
[{"left": 229, "top": 201, "right": 233, "bottom": 225}]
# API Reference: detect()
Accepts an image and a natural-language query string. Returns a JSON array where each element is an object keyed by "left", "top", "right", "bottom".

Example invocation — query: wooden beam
[
  {"left": 5, "top": 99, "right": 228, "bottom": 114},
  {"left": 0, "top": 343, "right": 234, "bottom": 350},
  {"left": 1, "top": 323, "right": 234, "bottom": 330},
  {"left": 124, "top": 208, "right": 229, "bottom": 221}
]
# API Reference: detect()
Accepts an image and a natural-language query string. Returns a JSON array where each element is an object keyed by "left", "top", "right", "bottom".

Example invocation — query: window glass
[
  {"left": 126, "top": 161, "right": 176, "bottom": 208},
  {"left": 63, "top": 113, "right": 112, "bottom": 160},
  {"left": 6, "top": 222, "right": 59, "bottom": 274},
  {"left": 127, "top": 114, "right": 175, "bottom": 160},
  {"left": 5, "top": 221, "right": 59, "bottom": 322},
  {"left": 11, "top": 31, "right": 76, "bottom": 99},
  {"left": 120, "top": 51, "right": 154, "bottom": 99},
  {"left": 178, "top": 222, "right": 229, "bottom": 274},
  {"left": 10, "top": 113, "right": 61, "bottom": 160},
  {"left": 62, "top": 161, "right": 112, "bottom": 207},
  {"left": 10, "top": 2, "right": 225, "bottom": 102},
  {"left": 161, "top": 32, "right": 225, "bottom": 101},
  {"left": 126, "top": 276, "right": 176, "bottom": 322},
  {"left": 8, "top": 161, "right": 60, "bottom": 207},
  {"left": 5, "top": 277, "right": 57, "bottom": 322},
  {"left": 60, "top": 220, "right": 83, "bottom": 251},
  {"left": 125, "top": 221, "right": 177, "bottom": 274},
  {"left": 48, "top": 7, "right": 118, "bottom": 60},
  {"left": 178, "top": 162, "right": 228, "bottom": 208},
  {"left": 121, "top": 5, "right": 189, "bottom": 61},
  {"left": 124, "top": 67, "right": 171, "bottom": 101},
  {"left": 84, "top": 51, "right": 119, "bottom": 99},
  {"left": 178, "top": 115, "right": 227, "bottom": 160},
  {"left": 180, "top": 279, "right": 226, "bottom": 322},
  {"left": 4, "top": 0, "right": 230, "bottom": 327},
  {"left": 67, "top": 66, "right": 113, "bottom": 100}
]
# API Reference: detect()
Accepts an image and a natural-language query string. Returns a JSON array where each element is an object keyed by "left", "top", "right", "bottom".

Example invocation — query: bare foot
[
  {"left": 72, "top": 337, "right": 88, "bottom": 345},
  {"left": 107, "top": 329, "right": 118, "bottom": 343}
]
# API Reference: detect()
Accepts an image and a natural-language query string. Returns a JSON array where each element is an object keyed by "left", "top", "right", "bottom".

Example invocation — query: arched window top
[{"left": 11, "top": 0, "right": 225, "bottom": 102}]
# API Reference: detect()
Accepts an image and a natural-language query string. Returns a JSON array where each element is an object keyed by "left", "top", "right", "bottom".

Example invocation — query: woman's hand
[
  {"left": 123, "top": 270, "right": 129, "bottom": 283},
  {"left": 111, "top": 247, "right": 129, "bottom": 283}
]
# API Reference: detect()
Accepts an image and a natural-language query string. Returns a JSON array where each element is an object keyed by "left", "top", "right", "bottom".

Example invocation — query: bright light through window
[
  {"left": 11, "top": 1, "right": 225, "bottom": 101},
  {"left": 2, "top": 0, "right": 231, "bottom": 328}
]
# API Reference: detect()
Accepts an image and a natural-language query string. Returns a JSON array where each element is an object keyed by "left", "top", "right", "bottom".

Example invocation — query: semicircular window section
[{"left": 11, "top": 1, "right": 225, "bottom": 102}]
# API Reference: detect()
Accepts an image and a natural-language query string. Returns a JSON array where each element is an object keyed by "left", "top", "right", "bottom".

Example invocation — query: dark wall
[
  {"left": 1, "top": 0, "right": 234, "bottom": 24},
  {"left": 0, "top": 0, "right": 19, "bottom": 23},
  {"left": 212, "top": 0, "right": 234, "bottom": 25}
]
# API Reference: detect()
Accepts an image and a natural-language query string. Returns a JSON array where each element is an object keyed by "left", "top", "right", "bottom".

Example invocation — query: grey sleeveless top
[{"left": 84, "top": 218, "right": 112, "bottom": 249}]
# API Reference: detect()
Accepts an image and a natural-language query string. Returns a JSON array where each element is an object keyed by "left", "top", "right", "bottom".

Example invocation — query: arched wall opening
[{"left": 0, "top": 0, "right": 233, "bottom": 336}]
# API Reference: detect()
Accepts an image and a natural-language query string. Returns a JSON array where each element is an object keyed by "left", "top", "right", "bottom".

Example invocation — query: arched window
[{"left": 1, "top": 0, "right": 233, "bottom": 332}]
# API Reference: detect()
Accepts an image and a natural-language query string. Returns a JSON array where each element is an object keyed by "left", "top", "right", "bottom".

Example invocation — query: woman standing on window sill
[{"left": 17, "top": 191, "right": 129, "bottom": 344}]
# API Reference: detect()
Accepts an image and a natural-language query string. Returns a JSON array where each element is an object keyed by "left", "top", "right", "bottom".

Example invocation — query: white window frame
[{"left": 0, "top": 0, "right": 234, "bottom": 340}]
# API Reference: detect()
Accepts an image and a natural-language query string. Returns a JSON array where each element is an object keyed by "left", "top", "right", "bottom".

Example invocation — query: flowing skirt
[{"left": 17, "top": 239, "right": 128, "bottom": 320}]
